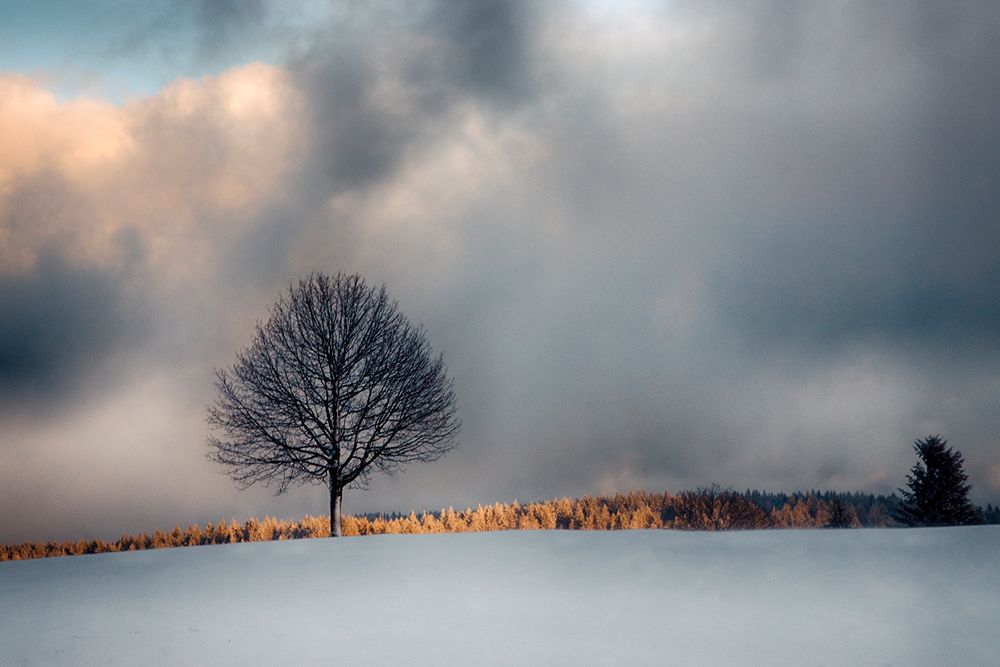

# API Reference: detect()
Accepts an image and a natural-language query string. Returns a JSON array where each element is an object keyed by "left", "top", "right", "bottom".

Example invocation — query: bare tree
[{"left": 207, "top": 273, "right": 460, "bottom": 536}]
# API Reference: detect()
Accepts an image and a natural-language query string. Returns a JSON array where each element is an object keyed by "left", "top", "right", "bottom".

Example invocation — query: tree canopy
[{"left": 207, "top": 272, "right": 460, "bottom": 536}]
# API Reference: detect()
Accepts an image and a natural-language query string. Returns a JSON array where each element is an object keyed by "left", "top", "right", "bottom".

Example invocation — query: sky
[{"left": 2, "top": 0, "right": 1000, "bottom": 543}]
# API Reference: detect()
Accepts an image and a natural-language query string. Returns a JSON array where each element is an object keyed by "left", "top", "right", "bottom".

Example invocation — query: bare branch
[{"left": 206, "top": 272, "right": 460, "bottom": 534}]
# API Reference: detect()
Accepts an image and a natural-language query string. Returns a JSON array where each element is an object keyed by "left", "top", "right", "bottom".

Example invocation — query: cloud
[
  {"left": 0, "top": 251, "right": 146, "bottom": 410},
  {"left": 194, "top": 0, "right": 267, "bottom": 50},
  {"left": 288, "top": 0, "right": 540, "bottom": 192},
  {"left": 0, "top": 61, "right": 301, "bottom": 423},
  {"left": 424, "top": 0, "right": 539, "bottom": 103},
  {"left": 90, "top": 0, "right": 270, "bottom": 73},
  {"left": 0, "top": 75, "right": 131, "bottom": 186},
  {"left": 0, "top": 63, "right": 302, "bottom": 277},
  {"left": 3, "top": 1, "right": 1000, "bottom": 542}
]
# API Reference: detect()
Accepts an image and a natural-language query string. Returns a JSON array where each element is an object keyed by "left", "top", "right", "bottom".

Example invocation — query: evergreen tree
[{"left": 893, "top": 435, "right": 983, "bottom": 526}]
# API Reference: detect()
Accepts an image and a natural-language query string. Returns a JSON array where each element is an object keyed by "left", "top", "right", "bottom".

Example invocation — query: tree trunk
[{"left": 329, "top": 471, "right": 343, "bottom": 537}]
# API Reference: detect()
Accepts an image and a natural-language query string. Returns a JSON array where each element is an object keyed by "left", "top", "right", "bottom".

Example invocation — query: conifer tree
[{"left": 894, "top": 435, "right": 983, "bottom": 527}]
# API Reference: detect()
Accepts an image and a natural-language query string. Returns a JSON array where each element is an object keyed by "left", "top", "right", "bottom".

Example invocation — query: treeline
[
  {"left": 1, "top": 488, "right": 994, "bottom": 562},
  {"left": 984, "top": 503, "right": 1000, "bottom": 524}
]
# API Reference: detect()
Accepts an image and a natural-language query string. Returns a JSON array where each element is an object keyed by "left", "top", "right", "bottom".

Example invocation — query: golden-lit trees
[
  {"left": 671, "top": 486, "right": 772, "bottom": 530},
  {"left": 2, "top": 488, "right": 915, "bottom": 562}
]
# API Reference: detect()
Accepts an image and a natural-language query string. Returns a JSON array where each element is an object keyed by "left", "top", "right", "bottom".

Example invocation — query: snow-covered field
[{"left": 2, "top": 527, "right": 997, "bottom": 666}]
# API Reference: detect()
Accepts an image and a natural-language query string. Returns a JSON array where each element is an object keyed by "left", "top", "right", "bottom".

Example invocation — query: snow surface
[{"left": 1, "top": 527, "right": 998, "bottom": 665}]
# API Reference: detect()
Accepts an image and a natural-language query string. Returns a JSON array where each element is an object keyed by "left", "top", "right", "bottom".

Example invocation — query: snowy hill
[{"left": 2, "top": 527, "right": 998, "bottom": 665}]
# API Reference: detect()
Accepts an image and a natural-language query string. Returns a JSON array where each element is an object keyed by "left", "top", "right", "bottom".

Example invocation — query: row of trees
[
  {"left": 6, "top": 473, "right": 994, "bottom": 563},
  {"left": 0, "top": 488, "right": 912, "bottom": 562}
]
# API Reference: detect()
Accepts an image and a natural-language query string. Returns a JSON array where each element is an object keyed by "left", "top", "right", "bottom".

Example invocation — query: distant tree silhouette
[
  {"left": 983, "top": 504, "right": 1000, "bottom": 525},
  {"left": 893, "top": 435, "right": 982, "bottom": 527},
  {"left": 207, "top": 273, "right": 460, "bottom": 536},
  {"left": 826, "top": 497, "right": 856, "bottom": 528}
]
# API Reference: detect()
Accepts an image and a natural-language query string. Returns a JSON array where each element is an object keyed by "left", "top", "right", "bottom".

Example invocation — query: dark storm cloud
[
  {"left": 704, "top": 0, "right": 1000, "bottom": 357},
  {"left": 0, "top": 252, "right": 144, "bottom": 409},
  {"left": 295, "top": 50, "right": 407, "bottom": 192},
  {"left": 225, "top": 0, "right": 544, "bottom": 285},
  {"left": 717, "top": 230, "right": 1000, "bottom": 357},
  {"left": 291, "top": 0, "right": 539, "bottom": 192},
  {"left": 424, "top": 0, "right": 538, "bottom": 103}
]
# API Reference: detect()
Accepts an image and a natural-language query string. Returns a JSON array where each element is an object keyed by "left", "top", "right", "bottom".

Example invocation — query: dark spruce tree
[
  {"left": 207, "top": 273, "right": 460, "bottom": 536},
  {"left": 893, "top": 435, "right": 982, "bottom": 527}
]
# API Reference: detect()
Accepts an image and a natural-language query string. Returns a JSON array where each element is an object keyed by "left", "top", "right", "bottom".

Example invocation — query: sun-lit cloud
[
  {"left": 0, "top": 63, "right": 301, "bottom": 278},
  {"left": 0, "top": 75, "right": 131, "bottom": 184}
]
